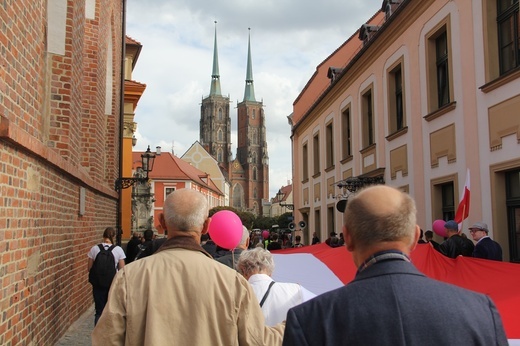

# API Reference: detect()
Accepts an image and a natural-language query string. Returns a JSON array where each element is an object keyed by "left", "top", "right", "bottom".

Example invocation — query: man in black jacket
[
  {"left": 134, "top": 229, "right": 154, "bottom": 261},
  {"left": 439, "top": 220, "right": 474, "bottom": 258},
  {"left": 125, "top": 232, "right": 141, "bottom": 264}
]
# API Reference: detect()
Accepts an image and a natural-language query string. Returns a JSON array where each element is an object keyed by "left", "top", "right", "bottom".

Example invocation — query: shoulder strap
[
  {"left": 107, "top": 245, "right": 116, "bottom": 252},
  {"left": 97, "top": 244, "right": 104, "bottom": 251},
  {"left": 259, "top": 281, "right": 275, "bottom": 307}
]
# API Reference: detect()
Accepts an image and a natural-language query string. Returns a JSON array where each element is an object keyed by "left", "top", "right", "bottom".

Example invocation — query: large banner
[{"left": 272, "top": 243, "right": 520, "bottom": 342}]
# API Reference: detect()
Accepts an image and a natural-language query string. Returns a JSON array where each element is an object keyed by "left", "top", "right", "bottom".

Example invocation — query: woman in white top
[
  {"left": 87, "top": 227, "right": 126, "bottom": 325},
  {"left": 237, "top": 247, "right": 316, "bottom": 326}
]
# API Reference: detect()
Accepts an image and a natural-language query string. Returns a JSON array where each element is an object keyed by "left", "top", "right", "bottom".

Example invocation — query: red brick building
[
  {"left": 0, "top": 1, "right": 124, "bottom": 344},
  {"left": 131, "top": 151, "right": 225, "bottom": 235}
]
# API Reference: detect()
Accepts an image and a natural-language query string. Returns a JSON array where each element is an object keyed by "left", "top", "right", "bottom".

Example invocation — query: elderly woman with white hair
[{"left": 236, "top": 247, "right": 316, "bottom": 326}]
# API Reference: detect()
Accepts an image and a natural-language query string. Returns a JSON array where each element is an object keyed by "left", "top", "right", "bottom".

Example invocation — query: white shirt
[
  {"left": 87, "top": 242, "right": 126, "bottom": 269},
  {"left": 248, "top": 273, "right": 316, "bottom": 326}
]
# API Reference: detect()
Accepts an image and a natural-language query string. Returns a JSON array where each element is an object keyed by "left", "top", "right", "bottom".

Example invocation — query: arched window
[
  {"left": 253, "top": 187, "right": 257, "bottom": 198},
  {"left": 217, "top": 148, "right": 223, "bottom": 162},
  {"left": 253, "top": 167, "right": 257, "bottom": 181},
  {"left": 252, "top": 152, "right": 257, "bottom": 164},
  {"left": 252, "top": 109, "right": 256, "bottom": 119},
  {"left": 218, "top": 129, "right": 223, "bottom": 141},
  {"left": 218, "top": 108, "right": 223, "bottom": 120},
  {"left": 232, "top": 184, "right": 244, "bottom": 209}
]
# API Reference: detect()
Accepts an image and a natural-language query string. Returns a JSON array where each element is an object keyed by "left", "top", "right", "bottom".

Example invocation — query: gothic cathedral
[{"left": 200, "top": 25, "right": 269, "bottom": 215}]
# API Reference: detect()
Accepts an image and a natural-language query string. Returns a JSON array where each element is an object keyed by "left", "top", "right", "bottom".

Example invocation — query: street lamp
[
  {"left": 276, "top": 190, "right": 294, "bottom": 210},
  {"left": 115, "top": 145, "right": 157, "bottom": 191}
]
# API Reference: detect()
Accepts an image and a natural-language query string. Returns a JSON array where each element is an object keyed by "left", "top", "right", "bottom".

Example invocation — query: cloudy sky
[{"left": 126, "top": 0, "right": 381, "bottom": 198}]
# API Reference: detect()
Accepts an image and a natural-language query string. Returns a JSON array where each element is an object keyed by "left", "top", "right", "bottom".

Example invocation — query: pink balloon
[
  {"left": 432, "top": 219, "right": 447, "bottom": 238},
  {"left": 208, "top": 210, "right": 243, "bottom": 250},
  {"left": 262, "top": 230, "right": 270, "bottom": 239}
]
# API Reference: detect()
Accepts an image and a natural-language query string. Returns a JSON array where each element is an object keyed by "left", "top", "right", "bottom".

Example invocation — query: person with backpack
[{"left": 87, "top": 227, "right": 126, "bottom": 325}]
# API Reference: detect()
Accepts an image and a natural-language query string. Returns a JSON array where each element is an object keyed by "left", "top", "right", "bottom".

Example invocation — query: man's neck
[
  {"left": 168, "top": 229, "right": 201, "bottom": 242},
  {"left": 353, "top": 242, "right": 411, "bottom": 267}
]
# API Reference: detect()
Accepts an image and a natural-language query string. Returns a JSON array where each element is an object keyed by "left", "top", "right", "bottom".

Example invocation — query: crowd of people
[
  {"left": 418, "top": 220, "right": 503, "bottom": 261},
  {"left": 87, "top": 187, "right": 508, "bottom": 345}
]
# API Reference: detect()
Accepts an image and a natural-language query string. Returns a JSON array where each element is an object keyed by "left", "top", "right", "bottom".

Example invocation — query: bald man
[
  {"left": 283, "top": 185, "right": 507, "bottom": 346},
  {"left": 93, "top": 188, "right": 284, "bottom": 345}
]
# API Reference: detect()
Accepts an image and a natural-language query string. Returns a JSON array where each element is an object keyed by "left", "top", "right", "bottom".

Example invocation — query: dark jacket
[
  {"left": 215, "top": 248, "right": 245, "bottom": 269},
  {"left": 267, "top": 241, "right": 282, "bottom": 251},
  {"left": 428, "top": 239, "right": 441, "bottom": 252},
  {"left": 473, "top": 237, "right": 503, "bottom": 261},
  {"left": 125, "top": 236, "right": 141, "bottom": 264},
  {"left": 439, "top": 234, "right": 474, "bottom": 258},
  {"left": 134, "top": 240, "right": 154, "bottom": 261},
  {"left": 201, "top": 240, "right": 217, "bottom": 257},
  {"left": 283, "top": 258, "right": 507, "bottom": 346}
]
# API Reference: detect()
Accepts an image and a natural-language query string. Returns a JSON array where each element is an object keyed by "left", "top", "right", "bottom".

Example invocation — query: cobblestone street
[{"left": 54, "top": 305, "right": 94, "bottom": 346}]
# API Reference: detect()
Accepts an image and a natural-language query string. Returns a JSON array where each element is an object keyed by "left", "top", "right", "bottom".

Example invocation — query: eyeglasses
[{"left": 469, "top": 229, "right": 482, "bottom": 234}]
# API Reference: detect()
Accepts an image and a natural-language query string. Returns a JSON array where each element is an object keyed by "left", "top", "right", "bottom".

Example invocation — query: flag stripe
[{"left": 455, "top": 169, "right": 470, "bottom": 224}]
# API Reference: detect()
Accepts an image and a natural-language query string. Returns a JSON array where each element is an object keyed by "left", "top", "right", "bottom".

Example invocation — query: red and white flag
[
  {"left": 454, "top": 169, "right": 470, "bottom": 224},
  {"left": 271, "top": 243, "right": 520, "bottom": 340}
]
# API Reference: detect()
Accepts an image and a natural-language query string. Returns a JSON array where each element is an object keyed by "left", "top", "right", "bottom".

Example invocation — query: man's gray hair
[
  {"left": 239, "top": 226, "right": 250, "bottom": 247},
  {"left": 163, "top": 189, "right": 209, "bottom": 233},
  {"left": 236, "top": 247, "right": 275, "bottom": 278},
  {"left": 343, "top": 186, "right": 417, "bottom": 249}
]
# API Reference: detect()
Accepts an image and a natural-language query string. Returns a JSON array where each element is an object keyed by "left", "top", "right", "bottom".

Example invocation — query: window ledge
[
  {"left": 325, "top": 165, "right": 335, "bottom": 173},
  {"left": 386, "top": 126, "right": 408, "bottom": 141},
  {"left": 312, "top": 172, "right": 321, "bottom": 179},
  {"left": 301, "top": 178, "right": 309, "bottom": 184},
  {"left": 424, "top": 101, "right": 457, "bottom": 122},
  {"left": 480, "top": 67, "right": 520, "bottom": 93},
  {"left": 340, "top": 156, "right": 353, "bottom": 164},
  {"left": 360, "top": 143, "right": 376, "bottom": 154}
]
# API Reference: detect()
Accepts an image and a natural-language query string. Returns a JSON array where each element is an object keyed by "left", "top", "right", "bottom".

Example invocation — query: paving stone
[{"left": 54, "top": 305, "right": 94, "bottom": 346}]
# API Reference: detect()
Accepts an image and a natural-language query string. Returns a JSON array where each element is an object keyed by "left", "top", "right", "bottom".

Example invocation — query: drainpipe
[{"left": 116, "top": 0, "right": 127, "bottom": 247}]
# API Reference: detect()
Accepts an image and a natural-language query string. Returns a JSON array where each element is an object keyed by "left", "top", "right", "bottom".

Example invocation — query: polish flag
[
  {"left": 454, "top": 169, "right": 470, "bottom": 224},
  {"left": 271, "top": 243, "right": 520, "bottom": 341}
]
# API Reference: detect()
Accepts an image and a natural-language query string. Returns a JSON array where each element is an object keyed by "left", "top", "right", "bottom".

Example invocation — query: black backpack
[{"left": 89, "top": 244, "right": 117, "bottom": 288}]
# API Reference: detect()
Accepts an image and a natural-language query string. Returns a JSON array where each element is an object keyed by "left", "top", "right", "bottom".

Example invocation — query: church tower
[
  {"left": 200, "top": 22, "right": 232, "bottom": 168},
  {"left": 232, "top": 29, "right": 269, "bottom": 215}
]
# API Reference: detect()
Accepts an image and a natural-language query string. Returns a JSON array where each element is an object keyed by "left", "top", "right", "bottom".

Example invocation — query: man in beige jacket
[{"left": 92, "top": 188, "right": 284, "bottom": 345}]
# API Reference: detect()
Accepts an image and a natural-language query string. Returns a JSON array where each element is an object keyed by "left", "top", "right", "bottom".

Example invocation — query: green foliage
[
  {"left": 207, "top": 207, "right": 292, "bottom": 231},
  {"left": 237, "top": 211, "right": 256, "bottom": 229},
  {"left": 253, "top": 215, "right": 277, "bottom": 230},
  {"left": 277, "top": 212, "right": 293, "bottom": 228},
  {"left": 209, "top": 206, "right": 238, "bottom": 217},
  {"left": 208, "top": 206, "right": 255, "bottom": 229}
]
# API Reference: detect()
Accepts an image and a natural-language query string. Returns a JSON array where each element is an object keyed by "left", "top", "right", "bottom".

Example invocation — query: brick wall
[{"left": 0, "top": 0, "right": 123, "bottom": 344}]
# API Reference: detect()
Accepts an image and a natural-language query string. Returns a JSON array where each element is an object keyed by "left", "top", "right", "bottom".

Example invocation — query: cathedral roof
[
  {"left": 209, "top": 22, "right": 222, "bottom": 96},
  {"left": 243, "top": 28, "right": 256, "bottom": 102}
]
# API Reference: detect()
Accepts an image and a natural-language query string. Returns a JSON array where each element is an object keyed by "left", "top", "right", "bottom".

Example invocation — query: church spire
[
  {"left": 210, "top": 21, "right": 221, "bottom": 96},
  {"left": 243, "top": 28, "right": 256, "bottom": 102}
]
